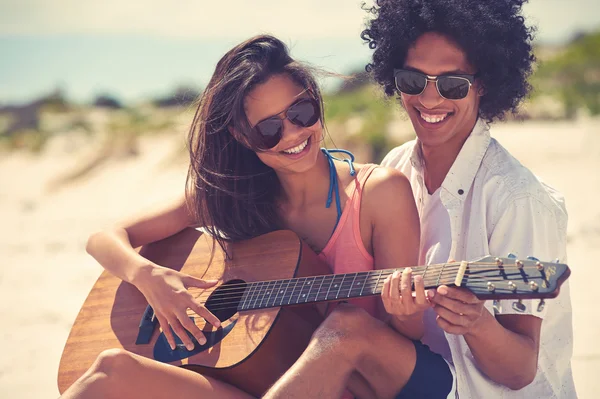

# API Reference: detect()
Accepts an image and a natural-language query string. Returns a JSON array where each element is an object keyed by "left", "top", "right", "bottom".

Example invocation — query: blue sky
[{"left": 1, "top": 0, "right": 599, "bottom": 105}]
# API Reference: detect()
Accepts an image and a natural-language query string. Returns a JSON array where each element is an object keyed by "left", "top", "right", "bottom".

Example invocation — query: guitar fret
[
  {"left": 347, "top": 273, "right": 358, "bottom": 298},
  {"left": 287, "top": 278, "right": 301, "bottom": 305},
  {"left": 278, "top": 279, "right": 292, "bottom": 306},
  {"left": 296, "top": 278, "right": 308, "bottom": 304},
  {"left": 240, "top": 284, "right": 252, "bottom": 311},
  {"left": 358, "top": 272, "right": 368, "bottom": 297},
  {"left": 270, "top": 280, "right": 283, "bottom": 307},
  {"left": 244, "top": 282, "right": 259, "bottom": 310},
  {"left": 373, "top": 270, "right": 384, "bottom": 294},
  {"left": 422, "top": 263, "right": 430, "bottom": 288},
  {"left": 308, "top": 276, "right": 323, "bottom": 302},
  {"left": 325, "top": 275, "right": 336, "bottom": 301},
  {"left": 305, "top": 277, "right": 315, "bottom": 302},
  {"left": 259, "top": 281, "right": 275, "bottom": 309},
  {"left": 437, "top": 263, "right": 445, "bottom": 286},
  {"left": 336, "top": 274, "right": 346, "bottom": 299},
  {"left": 252, "top": 281, "right": 265, "bottom": 309},
  {"left": 317, "top": 275, "right": 334, "bottom": 302}
]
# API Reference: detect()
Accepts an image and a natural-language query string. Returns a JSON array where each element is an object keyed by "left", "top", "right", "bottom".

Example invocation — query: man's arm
[{"left": 431, "top": 195, "right": 566, "bottom": 389}]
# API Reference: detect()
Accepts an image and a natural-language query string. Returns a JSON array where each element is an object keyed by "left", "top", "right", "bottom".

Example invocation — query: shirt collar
[{"left": 410, "top": 118, "right": 491, "bottom": 200}]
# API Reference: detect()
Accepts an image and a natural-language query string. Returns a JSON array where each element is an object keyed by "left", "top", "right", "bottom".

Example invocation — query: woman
[{"left": 60, "top": 35, "right": 427, "bottom": 399}]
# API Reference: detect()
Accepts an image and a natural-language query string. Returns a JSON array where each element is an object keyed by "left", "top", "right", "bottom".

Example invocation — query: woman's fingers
[
  {"left": 156, "top": 313, "right": 176, "bottom": 350},
  {"left": 176, "top": 311, "right": 207, "bottom": 347},
  {"left": 167, "top": 316, "right": 194, "bottom": 350},
  {"left": 189, "top": 299, "right": 221, "bottom": 328},
  {"left": 390, "top": 270, "right": 401, "bottom": 300}
]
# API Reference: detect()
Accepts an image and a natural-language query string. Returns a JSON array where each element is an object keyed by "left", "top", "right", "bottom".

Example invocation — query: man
[{"left": 265, "top": 0, "right": 575, "bottom": 397}]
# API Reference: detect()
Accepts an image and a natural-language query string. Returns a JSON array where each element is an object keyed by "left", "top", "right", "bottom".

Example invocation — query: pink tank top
[{"left": 318, "top": 164, "right": 379, "bottom": 317}]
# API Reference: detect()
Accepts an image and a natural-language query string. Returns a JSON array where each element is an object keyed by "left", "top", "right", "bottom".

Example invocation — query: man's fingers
[
  {"left": 390, "top": 271, "right": 401, "bottom": 300},
  {"left": 400, "top": 268, "right": 413, "bottom": 303},
  {"left": 431, "top": 292, "right": 473, "bottom": 315},
  {"left": 438, "top": 285, "right": 479, "bottom": 304},
  {"left": 414, "top": 274, "right": 427, "bottom": 305},
  {"left": 433, "top": 305, "right": 465, "bottom": 326},
  {"left": 436, "top": 314, "right": 465, "bottom": 335}
]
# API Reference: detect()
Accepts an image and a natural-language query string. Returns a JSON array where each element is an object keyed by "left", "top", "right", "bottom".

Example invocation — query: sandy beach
[{"left": 1, "top": 118, "right": 598, "bottom": 398}]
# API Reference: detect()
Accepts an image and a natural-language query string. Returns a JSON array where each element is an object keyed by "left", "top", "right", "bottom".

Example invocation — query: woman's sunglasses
[
  {"left": 393, "top": 69, "right": 476, "bottom": 100},
  {"left": 251, "top": 97, "right": 321, "bottom": 150}
]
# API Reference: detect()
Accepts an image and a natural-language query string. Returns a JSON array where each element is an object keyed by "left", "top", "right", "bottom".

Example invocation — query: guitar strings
[
  {"left": 185, "top": 261, "right": 552, "bottom": 294},
  {"left": 186, "top": 264, "right": 552, "bottom": 299},
  {"left": 194, "top": 274, "right": 550, "bottom": 312}
]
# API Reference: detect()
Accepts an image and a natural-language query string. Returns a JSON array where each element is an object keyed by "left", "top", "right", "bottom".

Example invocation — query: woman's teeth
[
  {"left": 283, "top": 138, "right": 309, "bottom": 154},
  {"left": 420, "top": 112, "right": 449, "bottom": 123}
]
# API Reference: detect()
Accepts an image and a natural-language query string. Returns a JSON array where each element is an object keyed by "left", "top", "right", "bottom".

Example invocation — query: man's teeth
[
  {"left": 420, "top": 112, "right": 448, "bottom": 123},
  {"left": 283, "top": 139, "right": 309, "bottom": 154}
]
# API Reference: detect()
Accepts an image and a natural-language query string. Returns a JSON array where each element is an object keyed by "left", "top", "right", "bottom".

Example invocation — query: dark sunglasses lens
[
  {"left": 287, "top": 99, "right": 320, "bottom": 127},
  {"left": 254, "top": 118, "right": 282, "bottom": 149},
  {"left": 438, "top": 77, "right": 470, "bottom": 99},
  {"left": 395, "top": 71, "right": 426, "bottom": 95}
]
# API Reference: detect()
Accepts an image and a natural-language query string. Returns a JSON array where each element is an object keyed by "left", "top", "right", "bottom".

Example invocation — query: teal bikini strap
[{"left": 320, "top": 148, "right": 356, "bottom": 227}]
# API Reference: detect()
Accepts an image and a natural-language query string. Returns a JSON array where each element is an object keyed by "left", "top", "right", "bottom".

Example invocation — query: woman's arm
[
  {"left": 86, "top": 194, "right": 221, "bottom": 351},
  {"left": 86, "top": 194, "right": 195, "bottom": 285},
  {"left": 363, "top": 167, "right": 425, "bottom": 340}
]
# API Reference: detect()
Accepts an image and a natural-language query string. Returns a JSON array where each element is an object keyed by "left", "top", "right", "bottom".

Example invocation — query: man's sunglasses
[
  {"left": 251, "top": 97, "right": 321, "bottom": 150},
  {"left": 393, "top": 69, "right": 476, "bottom": 100}
]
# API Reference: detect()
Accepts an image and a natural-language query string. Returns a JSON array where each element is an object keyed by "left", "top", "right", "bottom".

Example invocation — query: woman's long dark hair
[{"left": 186, "top": 35, "right": 324, "bottom": 252}]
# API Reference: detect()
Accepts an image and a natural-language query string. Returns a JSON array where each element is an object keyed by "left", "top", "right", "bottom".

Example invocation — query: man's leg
[{"left": 264, "top": 304, "right": 418, "bottom": 399}]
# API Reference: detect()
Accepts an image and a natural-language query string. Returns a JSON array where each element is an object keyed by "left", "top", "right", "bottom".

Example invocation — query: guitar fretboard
[{"left": 237, "top": 266, "right": 447, "bottom": 311}]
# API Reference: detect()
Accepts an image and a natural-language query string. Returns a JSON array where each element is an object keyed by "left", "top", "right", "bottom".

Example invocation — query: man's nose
[{"left": 418, "top": 80, "right": 445, "bottom": 109}]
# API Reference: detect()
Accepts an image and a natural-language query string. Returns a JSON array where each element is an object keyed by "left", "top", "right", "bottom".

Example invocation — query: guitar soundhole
[{"left": 205, "top": 279, "right": 247, "bottom": 322}]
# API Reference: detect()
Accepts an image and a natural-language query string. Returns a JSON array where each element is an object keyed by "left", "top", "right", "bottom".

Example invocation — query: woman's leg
[{"left": 60, "top": 349, "right": 254, "bottom": 399}]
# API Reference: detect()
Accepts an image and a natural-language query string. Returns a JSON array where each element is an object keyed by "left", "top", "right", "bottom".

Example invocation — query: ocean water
[{"left": 0, "top": 35, "right": 373, "bottom": 105}]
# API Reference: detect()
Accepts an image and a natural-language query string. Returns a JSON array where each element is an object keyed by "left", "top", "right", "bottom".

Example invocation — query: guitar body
[{"left": 58, "top": 228, "right": 329, "bottom": 396}]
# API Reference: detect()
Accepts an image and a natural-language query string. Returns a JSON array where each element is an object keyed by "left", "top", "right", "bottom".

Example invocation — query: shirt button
[{"left": 458, "top": 189, "right": 464, "bottom": 195}]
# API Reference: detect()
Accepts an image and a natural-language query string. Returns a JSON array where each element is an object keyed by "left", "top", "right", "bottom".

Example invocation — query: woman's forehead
[{"left": 244, "top": 74, "right": 307, "bottom": 124}]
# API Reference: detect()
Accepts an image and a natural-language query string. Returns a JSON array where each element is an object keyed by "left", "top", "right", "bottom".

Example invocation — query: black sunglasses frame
[
  {"left": 393, "top": 69, "right": 477, "bottom": 100},
  {"left": 251, "top": 97, "right": 321, "bottom": 151}
]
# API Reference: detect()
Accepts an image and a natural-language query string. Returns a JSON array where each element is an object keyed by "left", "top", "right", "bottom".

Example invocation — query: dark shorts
[{"left": 395, "top": 340, "right": 453, "bottom": 399}]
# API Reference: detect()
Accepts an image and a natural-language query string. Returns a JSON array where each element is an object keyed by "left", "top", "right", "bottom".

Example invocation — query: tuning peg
[
  {"left": 537, "top": 299, "right": 546, "bottom": 312},
  {"left": 554, "top": 258, "right": 560, "bottom": 263},
  {"left": 512, "top": 300, "right": 526, "bottom": 313},
  {"left": 507, "top": 253, "right": 517, "bottom": 259},
  {"left": 527, "top": 256, "right": 540, "bottom": 261},
  {"left": 493, "top": 300, "right": 502, "bottom": 315}
]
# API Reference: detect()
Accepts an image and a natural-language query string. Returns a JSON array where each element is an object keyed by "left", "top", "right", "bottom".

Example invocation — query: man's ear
[{"left": 476, "top": 81, "right": 486, "bottom": 97}]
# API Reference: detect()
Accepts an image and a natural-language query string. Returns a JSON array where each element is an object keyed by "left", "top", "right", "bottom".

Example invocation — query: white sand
[{"left": 0, "top": 119, "right": 598, "bottom": 398}]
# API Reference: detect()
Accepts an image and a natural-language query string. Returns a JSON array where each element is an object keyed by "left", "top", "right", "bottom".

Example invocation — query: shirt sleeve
[{"left": 487, "top": 195, "right": 568, "bottom": 319}]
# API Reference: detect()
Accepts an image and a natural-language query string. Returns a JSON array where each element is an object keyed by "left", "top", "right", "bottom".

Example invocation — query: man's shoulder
[
  {"left": 381, "top": 139, "right": 417, "bottom": 169},
  {"left": 480, "top": 138, "right": 567, "bottom": 216}
]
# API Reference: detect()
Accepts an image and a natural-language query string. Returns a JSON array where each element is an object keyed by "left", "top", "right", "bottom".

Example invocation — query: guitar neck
[{"left": 238, "top": 264, "right": 455, "bottom": 312}]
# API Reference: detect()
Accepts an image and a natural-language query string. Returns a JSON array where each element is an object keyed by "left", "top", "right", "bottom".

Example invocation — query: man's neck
[{"left": 420, "top": 121, "right": 477, "bottom": 194}]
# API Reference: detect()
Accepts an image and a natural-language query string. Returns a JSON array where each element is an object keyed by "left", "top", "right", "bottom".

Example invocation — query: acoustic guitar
[{"left": 57, "top": 228, "right": 570, "bottom": 396}]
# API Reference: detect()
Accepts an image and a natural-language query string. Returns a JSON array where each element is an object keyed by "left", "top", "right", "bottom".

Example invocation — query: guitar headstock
[{"left": 460, "top": 255, "right": 570, "bottom": 300}]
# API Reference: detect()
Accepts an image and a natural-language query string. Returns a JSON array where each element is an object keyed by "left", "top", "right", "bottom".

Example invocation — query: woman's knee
[
  {"left": 310, "top": 305, "right": 377, "bottom": 355},
  {"left": 92, "top": 348, "right": 138, "bottom": 376}
]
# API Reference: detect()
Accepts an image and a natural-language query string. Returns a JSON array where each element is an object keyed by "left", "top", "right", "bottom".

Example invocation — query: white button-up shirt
[{"left": 382, "top": 119, "right": 576, "bottom": 398}]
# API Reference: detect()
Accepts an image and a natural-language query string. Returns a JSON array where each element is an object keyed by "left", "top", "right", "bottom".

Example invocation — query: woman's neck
[{"left": 276, "top": 151, "right": 332, "bottom": 210}]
